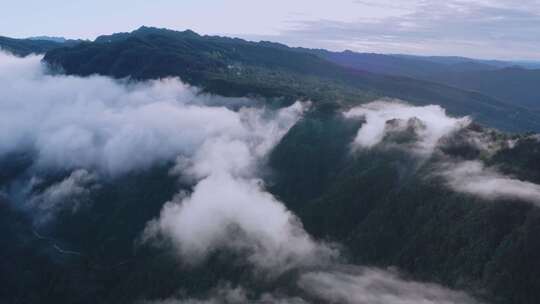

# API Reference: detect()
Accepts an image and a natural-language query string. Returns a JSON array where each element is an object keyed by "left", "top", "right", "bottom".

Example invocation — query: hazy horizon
[{"left": 2, "top": 0, "right": 540, "bottom": 61}]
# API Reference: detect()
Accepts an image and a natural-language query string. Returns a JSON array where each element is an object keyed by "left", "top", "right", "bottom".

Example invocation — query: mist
[
  {"left": 441, "top": 160, "right": 540, "bottom": 205},
  {"left": 298, "top": 267, "right": 478, "bottom": 304},
  {"left": 0, "top": 51, "right": 485, "bottom": 303},
  {"left": 344, "top": 100, "right": 540, "bottom": 206},
  {"left": 27, "top": 169, "right": 98, "bottom": 223},
  {"left": 146, "top": 266, "right": 479, "bottom": 304},
  {"left": 0, "top": 52, "right": 253, "bottom": 176},
  {"left": 344, "top": 100, "right": 471, "bottom": 155},
  {"left": 141, "top": 101, "right": 338, "bottom": 274},
  {"left": 1, "top": 50, "right": 333, "bottom": 273}
]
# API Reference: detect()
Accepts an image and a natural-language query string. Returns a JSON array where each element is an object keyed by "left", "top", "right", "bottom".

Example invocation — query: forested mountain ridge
[
  {"left": 312, "top": 49, "right": 540, "bottom": 111},
  {"left": 0, "top": 36, "right": 65, "bottom": 56},
  {"left": 0, "top": 36, "right": 84, "bottom": 57},
  {"left": 42, "top": 26, "right": 540, "bottom": 133},
  {"left": 4, "top": 26, "right": 539, "bottom": 118}
]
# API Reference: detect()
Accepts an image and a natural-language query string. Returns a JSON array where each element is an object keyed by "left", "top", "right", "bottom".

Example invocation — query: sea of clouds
[{"left": 0, "top": 51, "right": 485, "bottom": 303}]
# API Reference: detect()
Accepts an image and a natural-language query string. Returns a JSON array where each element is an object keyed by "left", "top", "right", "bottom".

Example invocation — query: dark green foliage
[
  {"left": 0, "top": 163, "right": 249, "bottom": 304},
  {"left": 0, "top": 36, "right": 73, "bottom": 56}
]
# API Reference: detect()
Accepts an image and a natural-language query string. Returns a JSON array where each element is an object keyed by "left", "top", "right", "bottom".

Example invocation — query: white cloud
[
  {"left": 146, "top": 266, "right": 479, "bottom": 304},
  {"left": 0, "top": 52, "right": 332, "bottom": 273},
  {"left": 143, "top": 102, "right": 337, "bottom": 274},
  {"left": 27, "top": 169, "right": 98, "bottom": 222},
  {"left": 344, "top": 100, "right": 540, "bottom": 205},
  {"left": 344, "top": 100, "right": 470, "bottom": 154},
  {"left": 266, "top": 0, "right": 540, "bottom": 59},
  {"left": 0, "top": 51, "right": 483, "bottom": 303},
  {"left": 0, "top": 51, "right": 332, "bottom": 274},
  {"left": 0, "top": 52, "right": 255, "bottom": 176},
  {"left": 298, "top": 267, "right": 479, "bottom": 304},
  {"left": 144, "top": 283, "right": 308, "bottom": 304},
  {"left": 441, "top": 160, "right": 540, "bottom": 204}
]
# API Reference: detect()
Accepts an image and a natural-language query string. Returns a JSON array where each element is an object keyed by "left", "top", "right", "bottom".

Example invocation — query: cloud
[
  {"left": 1, "top": 51, "right": 482, "bottom": 303},
  {"left": 0, "top": 51, "right": 253, "bottom": 176},
  {"left": 142, "top": 283, "right": 309, "bottom": 304},
  {"left": 344, "top": 99, "right": 540, "bottom": 206},
  {"left": 344, "top": 100, "right": 470, "bottom": 154},
  {"left": 1, "top": 52, "right": 333, "bottom": 273},
  {"left": 145, "top": 266, "right": 479, "bottom": 304},
  {"left": 143, "top": 102, "right": 337, "bottom": 274},
  {"left": 344, "top": 100, "right": 540, "bottom": 205},
  {"left": 0, "top": 51, "right": 333, "bottom": 274},
  {"left": 441, "top": 160, "right": 540, "bottom": 205},
  {"left": 27, "top": 169, "right": 98, "bottom": 221},
  {"left": 298, "top": 267, "right": 479, "bottom": 304},
  {"left": 252, "top": 0, "right": 540, "bottom": 59}
]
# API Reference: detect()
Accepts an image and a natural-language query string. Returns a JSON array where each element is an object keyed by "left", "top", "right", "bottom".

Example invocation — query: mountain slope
[
  {"left": 0, "top": 36, "right": 65, "bottom": 56},
  {"left": 268, "top": 107, "right": 540, "bottom": 304},
  {"left": 315, "top": 50, "right": 540, "bottom": 111},
  {"left": 43, "top": 26, "right": 540, "bottom": 133},
  {"left": 429, "top": 67, "right": 540, "bottom": 111}
]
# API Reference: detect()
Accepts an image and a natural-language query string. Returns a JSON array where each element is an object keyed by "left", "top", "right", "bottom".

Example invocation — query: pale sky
[{"left": 2, "top": 0, "right": 540, "bottom": 60}]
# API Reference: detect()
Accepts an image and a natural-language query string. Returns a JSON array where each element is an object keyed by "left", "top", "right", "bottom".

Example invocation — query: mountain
[
  {"left": 0, "top": 36, "right": 65, "bottom": 56},
  {"left": 393, "top": 54, "right": 518, "bottom": 69},
  {"left": 313, "top": 50, "right": 540, "bottom": 111},
  {"left": 302, "top": 50, "right": 501, "bottom": 78},
  {"left": 43, "top": 26, "right": 540, "bottom": 133},
  {"left": 429, "top": 67, "right": 540, "bottom": 111},
  {"left": 0, "top": 36, "right": 83, "bottom": 56}
]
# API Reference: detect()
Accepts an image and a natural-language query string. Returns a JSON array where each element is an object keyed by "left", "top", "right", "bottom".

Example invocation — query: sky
[{"left": 2, "top": 0, "right": 540, "bottom": 60}]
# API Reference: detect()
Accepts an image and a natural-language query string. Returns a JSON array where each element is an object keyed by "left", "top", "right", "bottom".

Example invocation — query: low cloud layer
[
  {"left": 1, "top": 53, "right": 332, "bottom": 271},
  {"left": 27, "top": 169, "right": 98, "bottom": 222},
  {"left": 143, "top": 102, "right": 338, "bottom": 274},
  {"left": 144, "top": 284, "right": 308, "bottom": 304},
  {"left": 344, "top": 100, "right": 470, "bottom": 154},
  {"left": 147, "top": 266, "right": 479, "bottom": 304},
  {"left": 298, "top": 267, "right": 478, "bottom": 304},
  {"left": 1, "top": 51, "right": 482, "bottom": 303},
  {"left": 0, "top": 52, "right": 253, "bottom": 176},
  {"left": 345, "top": 100, "right": 540, "bottom": 206},
  {"left": 441, "top": 160, "right": 540, "bottom": 205}
]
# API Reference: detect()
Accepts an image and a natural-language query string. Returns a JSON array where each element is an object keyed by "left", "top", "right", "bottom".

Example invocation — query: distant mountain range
[
  {"left": 310, "top": 50, "right": 540, "bottom": 111},
  {"left": 2, "top": 26, "right": 539, "bottom": 119},
  {"left": 0, "top": 35, "right": 84, "bottom": 56}
]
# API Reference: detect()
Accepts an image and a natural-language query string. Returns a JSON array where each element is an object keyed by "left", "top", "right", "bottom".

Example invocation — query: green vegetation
[{"left": 0, "top": 36, "right": 64, "bottom": 56}]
